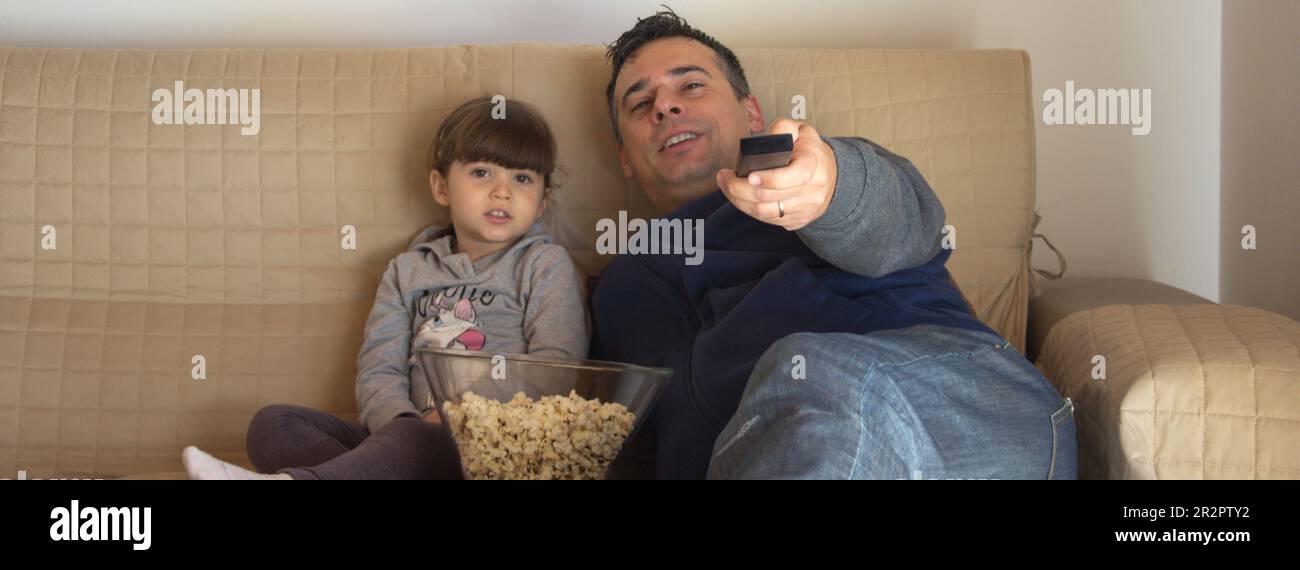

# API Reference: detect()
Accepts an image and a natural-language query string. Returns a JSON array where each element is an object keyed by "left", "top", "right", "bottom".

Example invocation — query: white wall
[
  {"left": 1221, "top": 0, "right": 1300, "bottom": 321},
  {"left": 0, "top": 0, "right": 1224, "bottom": 300},
  {"left": 0, "top": 0, "right": 980, "bottom": 49},
  {"left": 966, "top": 0, "right": 1222, "bottom": 302}
]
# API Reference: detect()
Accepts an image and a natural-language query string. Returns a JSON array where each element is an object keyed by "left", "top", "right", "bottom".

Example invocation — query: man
[{"left": 591, "top": 10, "right": 1077, "bottom": 480}]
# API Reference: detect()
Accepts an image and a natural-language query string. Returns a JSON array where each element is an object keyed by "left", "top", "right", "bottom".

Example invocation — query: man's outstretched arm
[
  {"left": 716, "top": 120, "right": 946, "bottom": 278},
  {"left": 796, "top": 136, "right": 946, "bottom": 278}
]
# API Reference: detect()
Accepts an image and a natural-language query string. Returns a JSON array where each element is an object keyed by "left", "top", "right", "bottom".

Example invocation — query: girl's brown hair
[{"left": 427, "top": 96, "right": 560, "bottom": 195}]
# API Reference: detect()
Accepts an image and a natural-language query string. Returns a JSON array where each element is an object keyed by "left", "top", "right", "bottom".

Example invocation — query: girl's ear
[{"left": 429, "top": 169, "right": 451, "bottom": 207}]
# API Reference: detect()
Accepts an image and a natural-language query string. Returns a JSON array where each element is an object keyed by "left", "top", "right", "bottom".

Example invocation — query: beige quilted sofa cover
[
  {"left": 0, "top": 45, "right": 1037, "bottom": 478},
  {"left": 1038, "top": 304, "right": 1300, "bottom": 479}
]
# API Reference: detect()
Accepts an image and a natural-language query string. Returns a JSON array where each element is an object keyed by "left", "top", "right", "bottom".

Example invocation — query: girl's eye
[
  {"left": 515, "top": 174, "right": 533, "bottom": 184},
  {"left": 471, "top": 168, "right": 489, "bottom": 178}
]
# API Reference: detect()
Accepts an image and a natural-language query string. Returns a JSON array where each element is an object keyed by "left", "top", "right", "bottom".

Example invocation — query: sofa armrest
[
  {"left": 1035, "top": 304, "right": 1300, "bottom": 479},
  {"left": 1026, "top": 278, "right": 1211, "bottom": 362}
]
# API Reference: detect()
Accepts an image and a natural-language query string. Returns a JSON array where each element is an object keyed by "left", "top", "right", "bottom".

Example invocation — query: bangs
[{"left": 429, "top": 97, "right": 557, "bottom": 187}]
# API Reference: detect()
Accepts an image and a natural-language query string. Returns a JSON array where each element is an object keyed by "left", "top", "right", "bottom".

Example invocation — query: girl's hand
[{"left": 423, "top": 409, "right": 444, "bottom": 425}]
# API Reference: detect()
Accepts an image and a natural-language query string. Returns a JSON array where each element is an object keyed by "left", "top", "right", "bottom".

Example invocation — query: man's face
[{"left": 613, "top": 37, "right": 765, "bottom": 212}]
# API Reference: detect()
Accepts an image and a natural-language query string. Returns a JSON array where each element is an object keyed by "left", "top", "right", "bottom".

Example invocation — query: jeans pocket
[{"left": 1048, "top": 398, "right": 1078, "bottom": 480}]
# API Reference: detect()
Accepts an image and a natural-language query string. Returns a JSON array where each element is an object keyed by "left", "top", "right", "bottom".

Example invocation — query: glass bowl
[{"left": 414, "top": 347, "right": 672, "bottom": 479}]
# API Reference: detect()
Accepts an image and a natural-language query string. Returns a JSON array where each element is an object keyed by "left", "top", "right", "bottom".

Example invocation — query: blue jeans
[{"left": 706, "top": 325, "right": 1077, "bottom": 480}]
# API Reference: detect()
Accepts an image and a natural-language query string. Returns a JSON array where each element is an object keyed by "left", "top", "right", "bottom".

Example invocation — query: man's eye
[
  {"left": 685, "top": 82, "right": 704, "bottom": 90},
  {"left": 631, "top": 100, "right": 648, "bottom": 112}
]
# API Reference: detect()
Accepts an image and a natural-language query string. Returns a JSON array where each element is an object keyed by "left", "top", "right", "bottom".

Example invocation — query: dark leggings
[{"left": 245, "top": 404, "right": 463, "bottom": 480}]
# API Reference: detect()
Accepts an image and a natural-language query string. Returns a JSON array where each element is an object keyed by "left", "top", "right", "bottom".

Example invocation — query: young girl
[{"left": 182, "top": 96, "right": 590, "bottom": 479}]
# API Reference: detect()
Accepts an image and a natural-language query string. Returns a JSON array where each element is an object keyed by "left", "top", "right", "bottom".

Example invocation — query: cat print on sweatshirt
[{"left": 414, "top": 290, "right": 487, "bottom": 350}]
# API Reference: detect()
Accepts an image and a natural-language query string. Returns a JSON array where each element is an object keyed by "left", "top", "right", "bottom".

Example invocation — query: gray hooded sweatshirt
[{"left": 354, "top": 221, "right": 590, "bottom": 433}]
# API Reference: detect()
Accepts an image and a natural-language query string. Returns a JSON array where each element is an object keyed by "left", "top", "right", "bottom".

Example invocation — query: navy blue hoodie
[{"left": 589, "top": 136, "right": 997, "bottom": 479}]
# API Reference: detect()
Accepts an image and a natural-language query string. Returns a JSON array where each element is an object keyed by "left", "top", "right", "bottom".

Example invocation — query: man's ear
[
  {"left": 742, "top": 94, "right": 765, "bottom": 134},
  {"left": 617, "top": 143, "right": 634, "bottom": 179},
  {"left": 429, "top": 169, "right": 451, "bottom": 207}
]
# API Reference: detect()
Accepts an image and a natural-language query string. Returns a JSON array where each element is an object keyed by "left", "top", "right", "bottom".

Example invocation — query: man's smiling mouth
[{"left": 660, "top": 131, "right": 702, "bottom": 152}]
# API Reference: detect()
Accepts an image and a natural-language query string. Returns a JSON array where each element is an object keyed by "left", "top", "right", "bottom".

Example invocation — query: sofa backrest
[{"left": 0, "top": 44, "right": 1035, "bottom": 477}]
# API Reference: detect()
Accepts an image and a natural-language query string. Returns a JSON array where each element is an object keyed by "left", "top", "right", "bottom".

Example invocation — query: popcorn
[{"left": 442, "top": 390, "right": 635, "bottom": 480}]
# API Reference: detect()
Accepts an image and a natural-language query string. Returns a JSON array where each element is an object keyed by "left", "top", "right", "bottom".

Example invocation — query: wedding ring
[{"left": 778, "top": 200, "right": 786, "bottom": 218}]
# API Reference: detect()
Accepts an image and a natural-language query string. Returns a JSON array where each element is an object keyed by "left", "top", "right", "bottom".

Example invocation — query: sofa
[{"left": 1, "top": 44, "right": 1295, "bottom": 480}]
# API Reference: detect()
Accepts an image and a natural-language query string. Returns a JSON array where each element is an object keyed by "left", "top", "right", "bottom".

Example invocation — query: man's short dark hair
[{"left": 604, "top": 7, "right": 751, "bottom": 143}]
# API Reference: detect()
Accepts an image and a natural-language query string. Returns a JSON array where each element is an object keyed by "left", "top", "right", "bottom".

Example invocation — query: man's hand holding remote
[{"left": 715, "top": 118, "right": 838, "bottom": 231}]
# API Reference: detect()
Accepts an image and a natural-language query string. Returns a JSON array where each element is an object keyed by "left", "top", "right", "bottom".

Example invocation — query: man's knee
[
  {"left": 758, "top": 332, "right": 820, "bottom": 364},
  {"left": 751, "top": 332, "right": 841, "bottom": 385},
  {"left": 754, "top": 330, "right": 934, "bottom": 383},
  {"left": 727, "top": 328, "right": 1076, "bottom": 479}
]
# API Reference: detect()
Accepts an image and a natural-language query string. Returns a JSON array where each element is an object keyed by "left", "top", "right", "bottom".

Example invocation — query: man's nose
[{"left": 654, "top": 94, "right": 684, "bottom": 122}]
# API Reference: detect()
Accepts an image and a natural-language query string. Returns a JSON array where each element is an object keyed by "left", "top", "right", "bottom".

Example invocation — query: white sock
[{"left": 182, "top": 446, "right": 292, "bottom": 480}]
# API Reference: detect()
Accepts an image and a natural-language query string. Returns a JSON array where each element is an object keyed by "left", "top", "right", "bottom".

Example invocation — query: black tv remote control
[{"left": 735, "top": 133, "right": 794, "bottom": 177}]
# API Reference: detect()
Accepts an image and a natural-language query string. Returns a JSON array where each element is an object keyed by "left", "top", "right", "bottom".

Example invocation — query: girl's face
[{"left": 430, "top": 160, "right": 548, "bottom": 260}]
